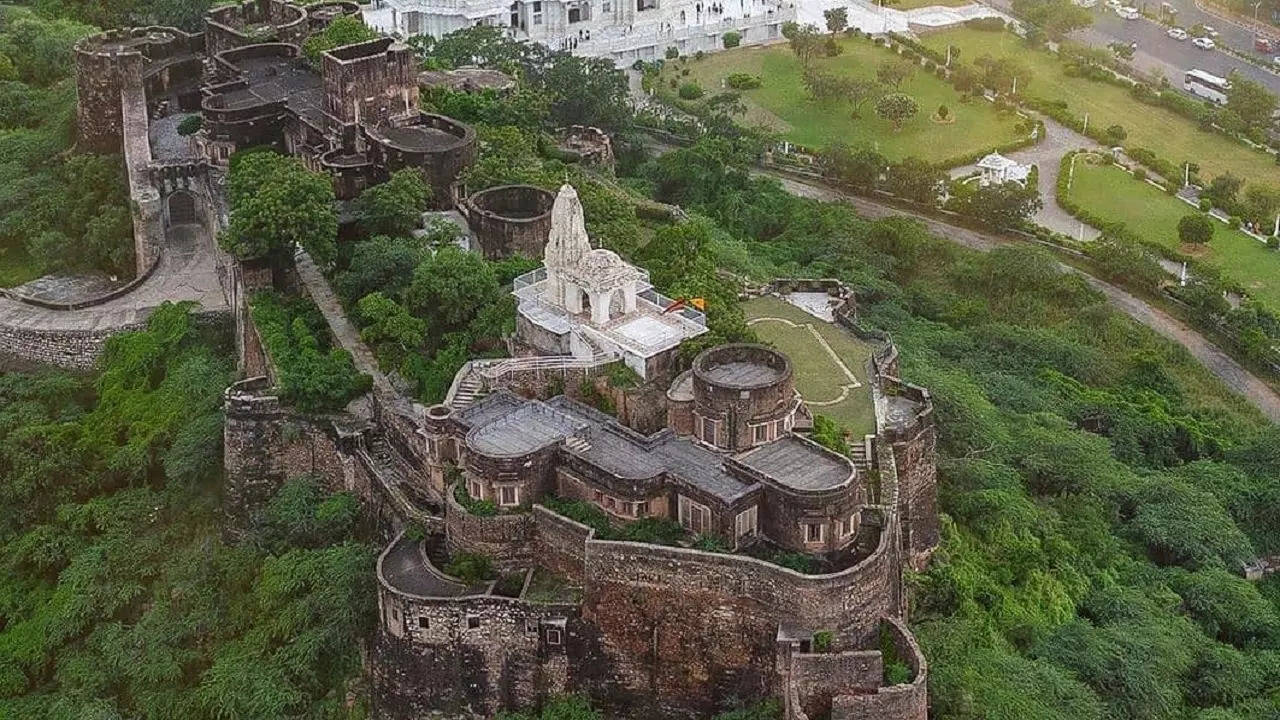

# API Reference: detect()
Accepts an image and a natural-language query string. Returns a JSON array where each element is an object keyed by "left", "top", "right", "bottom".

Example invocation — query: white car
[
  {"left": 1117, "top": 5, "right": 1140, "bottom": 18},
  {"left": 1193, "top": 36, "right": 1216, "bottom": 49},
  {"left": 1167, "top": 27, "right": 1188, "bottom": 40},
  {"left": 1105, "top": 0, "right": 1122, "bottom": 8},
  {"left": 1204, "top": 25, "right": 1220, "bottom": 37}
]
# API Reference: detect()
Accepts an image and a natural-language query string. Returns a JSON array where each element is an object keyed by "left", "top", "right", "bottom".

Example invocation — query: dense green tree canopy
[{"left": 222, "top": 151, "right": 338, "bottom": 265}]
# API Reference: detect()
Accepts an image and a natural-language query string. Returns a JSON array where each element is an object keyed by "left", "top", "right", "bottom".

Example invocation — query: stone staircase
[
  {"left": 565, "top": 435, "right": 592, "bottom": 453},
  {"left": 450, "top": 369, "right": 486, "bottom": 411},
  {"left": 849, "top": 436, "right": 873, "bottom": 471}
]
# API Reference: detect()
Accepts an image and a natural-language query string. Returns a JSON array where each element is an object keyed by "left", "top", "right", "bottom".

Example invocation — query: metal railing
[{"left": 479, "top": 350, "right": 618, "bottom": 382}]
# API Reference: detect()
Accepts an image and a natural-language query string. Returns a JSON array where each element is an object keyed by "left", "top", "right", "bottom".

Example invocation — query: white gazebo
[{"left": 976, "top": 153, "right": 1032, "bottom": 186}]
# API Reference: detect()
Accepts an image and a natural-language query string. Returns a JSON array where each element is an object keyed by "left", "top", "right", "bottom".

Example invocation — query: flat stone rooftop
[
  {"left": 458, "top": 391, "right": 795, "bottom": 504},
  {"left": 735, "top": 436, "right": 854, "bottom": 492},
  {"left": 376, "top": 125, "right": 461, "bottom": 151},
  {"left": 701, "top": 360, "right": 785, "bottom": 387},
  {"left": 219, "top": 54, "right": 327, "bottom": 130}
]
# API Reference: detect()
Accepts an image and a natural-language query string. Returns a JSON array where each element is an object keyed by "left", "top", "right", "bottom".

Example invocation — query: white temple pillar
[
  {"left": 591, "top": 289, "right": 613, "bottom": 325},
  {"left": 622, "top": 284, "right": 637, "bottom": 313},
  {"left": 564, "top": 281, "right": 583, "bottom": 314}
]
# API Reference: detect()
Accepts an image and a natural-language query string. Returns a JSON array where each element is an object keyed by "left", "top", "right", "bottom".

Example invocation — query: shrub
[
  {"left": 1228, "top": 215, "right": 1242, "bottom": 229},
  {"left": 444, "top": 552, "right": 493, "bottom": 585},
  {"left": 1199, "top": 198, "right": 1213, "bottom": 212},
  {"left": 924, "top": 60, "right": 935, "bottom": 71},
  {"left": 726, "top": 72, "right": 762, "bottom": 90},
  {"left": 176, "top": 114, "right": 203, "bottom": 136},
  {"left": 723, "top": 30, "right": 741, "bottom": 48},
  {"left": 249, "top": 292, "right": 372, "bottom": 413},
  {"left": 936, "top": 104, "right": 949, "bottom": 120},
  {"left": 812, "top": 630, "right": 835, "bottom": 652},
  {"left": 454, "top": 482, "right": 498, "bottom": 517},
  {"left": 1133, "top": 168, "right": 1147, "bottom": 182},
  {"left": 1179, "top": 213, "right": 1215, "bottom": 244},
  {"left": 824, "top": 36, "right": 843, "bottom": 57},
  {"left": 665, "top": 46, "right": 679, "bottom": 59},
  {"left": 695, "top": 50, "right": 705, "bottom": 60},
  {"left": 678, "top": 82, "right": 704, "bottom": 100},
  {"left": 1105, "top": 123, "right": 1127, "bottom": 145}
]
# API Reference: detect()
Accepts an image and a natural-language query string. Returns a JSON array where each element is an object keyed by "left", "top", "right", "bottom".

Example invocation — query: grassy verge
[
  {"left": 1065, "top": 159, "right": 1280, "bottom": 311},
  {"left": 921, "top": 26, "right": 1280, "bottom": 184},
  {"left": 0, "top": 244, "right": 42, "bottom": 288},
  {"left": 659, "top": 35, "right": 1024, "bottom": 161}
]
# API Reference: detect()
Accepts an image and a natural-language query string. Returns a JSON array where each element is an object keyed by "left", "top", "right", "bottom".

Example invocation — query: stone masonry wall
[
  {"left": 532, "top": 507, "right": 592, "bottom": 583},
  {"left": 830, "top": 617, "right": 927, "bottom": 720},
  {"left": 790, "top": 650, "right": 883, "bottom": 719},
  {"left": 579, "top": 534, "right": 897, "bottom": 717},
  {"left": 222, "top": 383, "right": 349, "bottom": 531},
  {"left": 373, "top": 587, "right": 583, "bottom": 719},
  {"left": 444, "top": 487, "right": 536, "bottom": 570}
]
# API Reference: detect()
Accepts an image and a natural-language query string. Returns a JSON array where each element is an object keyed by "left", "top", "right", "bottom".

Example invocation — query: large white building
[{"left": 363, "top": 0, "right": 794, "bottom": 65}]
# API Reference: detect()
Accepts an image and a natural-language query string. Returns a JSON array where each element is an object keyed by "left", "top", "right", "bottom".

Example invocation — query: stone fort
[{"left": 5, "top": 3, "right": 941, "bottom": 718}]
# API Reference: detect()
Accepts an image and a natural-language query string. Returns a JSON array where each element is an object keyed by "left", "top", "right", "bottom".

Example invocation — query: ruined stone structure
[
  {"left": 215, "top": 183, "right": 939, "bottom": 720},
  {"left": 557, "top": 125, "right": 615, "bottom": 170},
  {"left": 461, "top": 184, "right": 557, "bottom": 259}
]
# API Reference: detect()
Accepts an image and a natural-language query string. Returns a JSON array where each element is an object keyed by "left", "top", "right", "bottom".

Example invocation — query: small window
[
  {"left": 804, "top": 522, "right": 825, "bottom": 544},
  {"left": 840, "top": 515, "right": 856, "bottom": 538},
  {"left": 700, "top": 416, "right": 719, "bottom": 446},
  {"left": 532, "top": 1, "right": 541, "bottom": 9},
  {"left": 427, "top": 437, "right": 439, "bottom": 457},
  {"left": 753, "top": 424, "right": 769, "bottom": 444},
  {"left": 633, "top": 500, "right": 649, "bottom": 517},
  {"left": 546, "top": 627, "right": 563, "bottom": 645},
  {"left": 593, "top": 489, "right": 604, "bottom": 502},
  {"left": 499, "top": 485, "right": 520, "bottom": 507},
  {"left": 468, "top": 480, "right": 484, "bottom": 500},
  {"left": 418, "top": 616, "right": 430, "bottom": 629},
  {"left": 735, "top": 506, "right": 758, "bottom": 539},
  {"left": 678, "top": 495, "right": 710, "bottom": 534},
  {"left": 603, "top": 495, "right": 617, "bottom": 511},
  {"left": 602, "top": 0, "right": 611, "bottom": 10},
  {"left": 467, "top": 615, "right": 480, "bottom": 629},
  {"left": 533, "top": 13, "right": 542, "bottom": 23},
  {"left": 392, "top": 608, "right": 400, "bottom": 621}
]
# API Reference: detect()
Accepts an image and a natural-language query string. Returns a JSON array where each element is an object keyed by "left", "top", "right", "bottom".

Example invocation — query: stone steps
[{"left": 450, "top": 372, "right": 485, "bottom": 411}]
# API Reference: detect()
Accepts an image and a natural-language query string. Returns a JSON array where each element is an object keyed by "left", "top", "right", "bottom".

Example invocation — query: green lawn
[
  {"left": 743, "top": 295, "right": 878, "bottom": 435},
  {"left": 0, "top": 244, "right": 40, "bottom": 288},
  {"left": 921, "top": 27, "right": 1280, "bottom": 185},
  {"left": 1066, "top": 158, "right": 1280, "bottom": 309},
  {"left": 661, "top": 35, "right": 1024, "bottom": 162}
]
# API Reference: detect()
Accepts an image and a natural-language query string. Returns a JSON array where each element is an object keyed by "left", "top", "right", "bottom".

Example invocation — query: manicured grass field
[
  {"left": 921, "top": 27, "right": 1280, "bottom": 185},
  {"left": 0, "top": 244, "right": 40, "bottom": 288},
  {"left": 1065, "top": 159, "right": 1280, "bottom": 310},
  {"left": 660, "top": 35, "right": 1024, "bottom": 162},
  {"left": 743, "top": 295, "right": 878, "bottom": 434}
]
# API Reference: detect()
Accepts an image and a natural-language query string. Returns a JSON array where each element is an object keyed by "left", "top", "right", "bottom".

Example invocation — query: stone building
[{"left": 216, "top": 183, "right": 939, "bottom": 720}]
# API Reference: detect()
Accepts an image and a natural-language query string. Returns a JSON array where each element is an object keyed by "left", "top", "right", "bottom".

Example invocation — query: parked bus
[{"left": 1184, "top": 69, "right": 1231, "bottom": 105}]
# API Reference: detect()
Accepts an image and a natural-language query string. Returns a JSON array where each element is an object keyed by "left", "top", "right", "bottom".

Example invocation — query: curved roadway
[{"left": 760, "top": 170, "right": 1280, "bottom": 423}]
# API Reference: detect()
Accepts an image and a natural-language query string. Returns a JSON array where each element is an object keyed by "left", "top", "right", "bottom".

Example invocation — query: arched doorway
[{"left": 167, "top": 191, "right": 197, "bottom": 225}]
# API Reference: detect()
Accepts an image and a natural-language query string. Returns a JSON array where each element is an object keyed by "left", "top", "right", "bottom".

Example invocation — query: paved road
[
  {"left": 0, "top": 222, "right": 227, "bottom": 332},
  {"left": 984, "top": 0, "right": 1280, "bottom": 93},
  {"left": 758, "top": 169, "right": 1280, "bottom": 422},
  {"left": 950, "top": 116, "right": 1102, "bottom": 239}
]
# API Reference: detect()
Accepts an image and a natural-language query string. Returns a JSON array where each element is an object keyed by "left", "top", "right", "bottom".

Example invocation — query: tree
[
  {"left": 1178, "top": 213, "right": 1215, "bottom": 245},
  {"left": 302, "top": 15, "right": 377, "bottom": 65},
  {"left": 535, "top": 53, "right": 632, "bottom": 130},
  {"left": 876, "top": 58, "right": 916, "bottom": 89},
  {"left": 358, "top": 291, "right": 427, "bottom": 369},
  {"left": 1104, "top": 124, "right": 1127, "bottom": 145},
  {"left": 886, "top": 157, "right": 944, "bottom": 203},
  {"left": 355, "top": 168, "right": 430, "bottom": 237},
  {"left": 1012, "top": 0, "right": 1092, "bottom": 38},
  {"left": 975, "top": 54, "right": 1029, "bottom": 95},
  {"left": 784, "top": 22, "right": 824, "bottom": 66},
  {"left": 824, "top": 7, "right": 848, "bottom": 33},
  {"left": 334, "top": 235, "right": 424, "bottom": 305},
  {"left": 952, "top": 180, "right": 1042, "bottom": 228},
  {"left": 845, "top": 77, "right": 882, "bottom": 118},
  {"left": 1225, "top": 71, "right": 1277, "bottom": 131},
  {"left": 819, "top": 143, "right": 887, "bottom": 188},
  {"left": 875, "top": 92, "right": 919, "bottom": 130},
  {"left": 1203, "top": 173, "right": 1244, "bottom": 209},
  {"left": 220, "top": 151, "right": 339, "bottom": 265},
  {"left": 1241, "top": 184, "right": 1280, "bottom": 228},
  {"left": 405, "top": 245, "right": 500, "bottom": 334},
  {"left": 802, "top": 68, "right": 847, "bottom": 102}
]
